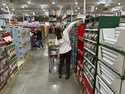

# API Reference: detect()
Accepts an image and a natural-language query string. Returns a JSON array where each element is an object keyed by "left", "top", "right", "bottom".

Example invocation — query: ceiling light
[
  {"left": 2, "top": 3, "right": 6, "bottom": 6},
  {"left": 27, "top": 1, "right": 31, "bottom": 5},
  {"left": 52, "top": 2, "right": 55, "bottom": 4},
  {"left": 33, "top": 12, "right": 35, "bottom": 15},
  {"left": 77, "top": 7, "right": 80, "bottom": 9},
  {"left": 52, "top": 84, "right": 57, "bottom": 89},
  {"left": 95, "top": 7, "right": 98, "bottom": 10},
  {"left": 24, "top": 13, "right": 29, "bottom": 16},
  {"left": 118, "top": 3, "right": 121, "bottom": 5},
  {"left": 21, "top": 4, "right": 28, "bottom": 8},
  {"left": 75, "top": 2, "right": 78, "bottom": 5},
  {"left": 40, "top": 4, "right": 48, "bottom": 9}
]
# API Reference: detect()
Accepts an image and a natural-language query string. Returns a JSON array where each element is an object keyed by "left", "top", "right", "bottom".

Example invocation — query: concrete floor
[{"left": 2, "top": 49, "right": 81, "bottom": 94}]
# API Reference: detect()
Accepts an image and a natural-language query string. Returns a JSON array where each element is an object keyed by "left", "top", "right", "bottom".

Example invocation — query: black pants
[
  {"left": 38, "top": 39, "right": 43, "bottom": 48},
  {"left": 59, "top": 51, "right": 71, "bottom": 77}
]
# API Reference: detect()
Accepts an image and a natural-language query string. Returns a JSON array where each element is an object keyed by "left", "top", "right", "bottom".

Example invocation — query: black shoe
[
  {"left": 65, "top": 76, "right": 70, "bottom": 80},
  {"left": 59, "top": 75, "right": 62, "bottom": 79}
]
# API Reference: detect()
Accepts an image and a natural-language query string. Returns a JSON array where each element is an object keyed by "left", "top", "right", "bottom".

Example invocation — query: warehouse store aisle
[{"left": 1, "top": 49, "right": 81, "bottom": 94}]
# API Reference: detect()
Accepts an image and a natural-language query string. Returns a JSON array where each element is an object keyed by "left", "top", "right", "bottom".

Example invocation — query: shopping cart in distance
[{"left": 48, "top": 40, "right": 59, "bottom": 73}]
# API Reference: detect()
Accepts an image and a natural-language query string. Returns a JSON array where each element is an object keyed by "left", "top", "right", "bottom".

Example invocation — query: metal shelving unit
[
  {"left": 0, "top": 31, "right": 17, "bottom": 91},
  {"left": 82, "top": 16, "right": 99, "bottom": 94},
  {"left": 95, "top": 16, "right": 125, "bottom": 94}
]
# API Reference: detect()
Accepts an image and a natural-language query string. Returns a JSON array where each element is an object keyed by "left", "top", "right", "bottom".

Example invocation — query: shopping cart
[{"left": 48, "top": 40, "right": 59, "bottom": 73}]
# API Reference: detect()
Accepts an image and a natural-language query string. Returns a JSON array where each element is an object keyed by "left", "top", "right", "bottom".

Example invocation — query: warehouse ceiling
[{"left": 0, "top": 0, "right": 125, "bottom": 16}]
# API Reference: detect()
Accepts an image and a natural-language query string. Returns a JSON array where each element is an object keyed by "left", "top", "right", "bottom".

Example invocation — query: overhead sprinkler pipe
[{"left": 84, "top": 0, "right": 86, "bottom": 15}]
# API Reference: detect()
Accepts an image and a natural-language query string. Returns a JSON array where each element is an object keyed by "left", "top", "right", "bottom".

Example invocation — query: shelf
[
  {"left": 85, "top": 65, "right": 94, "bottom": 79},
  {"left": 95, "top": 87, "right": 103, "bottom": 94},
  {"left": 82, "top": 75, "right": 94, "bottom": 94},
  {"left": 100, "top": 43, "right": 125, "bottom": 55},
  {"left": 0, "top": 81, "right": 7, "bottom": 91},
  {"left": 96, "top": 75, "right": 115, "bottom": 94},
  {"left": 9, "top": 65, "right": 18, "bottom": 76},
  {"left": 85, "top": 29, "right": 98, "bottom": 31},
  {"left": 84, "top": 38, "right": 97, "bottom": 44},
  {"left": 5, "top": 43, "right": 15, "bottom": 50},
  {"left": 17, "top": 59, "right": 25, "bottom": 68},
  {"left": 0, "top": 56, "right": 6, "bottom": 61},
  {"left": 84, "top": 57, "right": 95, "bottom": 69},
  {"left": 0, "top": 66, "right": 9, "bottom": 75},
  {"left": 84, "top": 47, "right": 96, "bottom": 55},
  {"left": 97, "top": 61, "right": 121, "bottom": 93},
  {"left": 98, "top": 59, "right": 122, "bottom": 78},
  {"left": 84, "top": 72, "right": 94, "bottom": 89},
  {"left": 78, "top": 60, "right": 84, "bottom": 69},
  {"left": 8, "top": 55, "right": 17, "bottom": 64}
]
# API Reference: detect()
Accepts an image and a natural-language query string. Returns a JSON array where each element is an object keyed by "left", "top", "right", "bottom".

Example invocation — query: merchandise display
[
  {"left": 1, "top": 0, "right": 125, "bottom": 93},
  {"left": 0, "top": 31, "right": 17, "bottom": 90},
  {"left": 95, "top": 17, "right": 125, "bottom": 94},
  {"left": 69, "top": 16, "right": 124, "bottom": 94},
  {"left": 81, "top": 17, "right": 99, "bottom": 94},
  {"left": 11, "top": 27, "right": 31, "bottom": 59}
]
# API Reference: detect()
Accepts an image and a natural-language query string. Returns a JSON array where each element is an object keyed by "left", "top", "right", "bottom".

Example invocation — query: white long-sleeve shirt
[{"left": 56, "top": 21, "right": 78, "bottom": 54}]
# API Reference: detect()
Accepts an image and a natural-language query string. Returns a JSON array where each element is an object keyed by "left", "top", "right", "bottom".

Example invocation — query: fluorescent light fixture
[
  {"left": 27, "top": 1, "right": 31, "bottom": 4},
  {"left": 118, "top": 3, "right": 121, "bottom": 5},
  {"left": 33, "top": 12, "right": 35, "bottom": 15},
  {"left": 2, "top": 3, "right": 6, "bottom": 6},
  {"left": 54, "top": 66, "right": 57, "bottom": 71},
  {"left": 52, "top": 1, "right": 55, "bottom": 4},
  {"left": 75, "top": 2, "right": 78, "bottom": 5},
  {"left": 52, "top": 84, "right": 57, "bottom": 89},
  {"left": 40, "top": 4, "right": 48, "bottom": 9},
  {"left": 21, "top": 4, "right": 28, "bottom": 8},
  {"left": 77, "top": 7, "right": 80, "bottom": 9},
  {"left": 24, "top": 13, "right": 29, "bottom": 16}
]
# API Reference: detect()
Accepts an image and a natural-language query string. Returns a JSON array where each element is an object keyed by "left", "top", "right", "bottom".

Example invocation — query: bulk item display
[
  {"left": 0, "top": 31, "right": 17, "bottom": 90},
  {"left": 68, "top": 19, "right": 98, "bottom": 94},
  {"left": 11, "top": 27, "right": 31, "bottom": 59},
  {"left": 70, "top": 16, "right": 125, "bottom": 94},
  {"left": 81, "top": 17, "right": 99, "bottom": 94},
  {"left": 95, "top": 17, "right": 125, "bottom": 94}
]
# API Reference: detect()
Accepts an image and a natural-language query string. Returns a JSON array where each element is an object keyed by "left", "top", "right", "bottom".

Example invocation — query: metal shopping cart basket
[{"left": 48, "top": 41, "right": 59, "bottom": 73}]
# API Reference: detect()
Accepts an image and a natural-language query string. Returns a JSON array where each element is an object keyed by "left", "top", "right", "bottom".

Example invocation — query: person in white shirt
[{"left": 55, "top": 21, "right": 77, "bottom": 79}]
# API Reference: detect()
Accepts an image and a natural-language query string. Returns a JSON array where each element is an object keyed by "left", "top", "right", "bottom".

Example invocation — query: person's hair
[{"left": 55, "top": 26, "right": 62, "bottom": 40}]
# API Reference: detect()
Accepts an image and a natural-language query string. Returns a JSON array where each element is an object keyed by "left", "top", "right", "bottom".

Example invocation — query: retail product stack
[
  {"left": 81, "top": 17, "right": 99, "bottom": 94},
  {"left": 74, "top": 16, "right": 125, "bottom": 94},
  {"left": 0, "top": 31, "right": 17, "bottom": 90},
  {"left": 95, "top": 16, "right": 125, "bottom": 94},
  {"left": 11, "top": 27, "right": 31, "bottom": 59}
]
